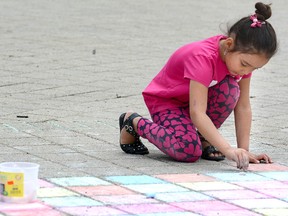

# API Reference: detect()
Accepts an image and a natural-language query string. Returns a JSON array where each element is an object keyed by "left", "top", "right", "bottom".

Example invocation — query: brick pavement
[{"left": 0, "top": 0, "right": 288, "bottom": 215}]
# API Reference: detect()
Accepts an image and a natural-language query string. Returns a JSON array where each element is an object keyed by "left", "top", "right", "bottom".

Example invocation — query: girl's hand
[
  {"left": 224, "top": 148, "right": 250, "bottom": 171},
  {"left": 225, "top": 148, "right": 273, "bottom": 171},
  {"left": 248, "top": 153, "right": 273, "bottom": 164}
]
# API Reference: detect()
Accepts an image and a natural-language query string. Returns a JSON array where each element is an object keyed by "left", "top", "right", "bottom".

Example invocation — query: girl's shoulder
[{"left": 176, "top": 35, "right": 226, "bottom": 58}]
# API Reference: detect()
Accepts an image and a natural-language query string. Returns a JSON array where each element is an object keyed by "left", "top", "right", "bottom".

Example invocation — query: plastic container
[{"left": 0, "top": 162, "right": 40, "bottom": 203}]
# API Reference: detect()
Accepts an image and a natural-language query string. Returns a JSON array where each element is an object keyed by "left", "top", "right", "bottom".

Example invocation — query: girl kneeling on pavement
[{"left": 119, "top": 2, "right": 277, "bottom": 171}]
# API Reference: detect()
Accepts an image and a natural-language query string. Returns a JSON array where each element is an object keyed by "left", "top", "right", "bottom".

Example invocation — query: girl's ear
[{"left": 225, "top": 37, "right": 235, "bottom": 51}]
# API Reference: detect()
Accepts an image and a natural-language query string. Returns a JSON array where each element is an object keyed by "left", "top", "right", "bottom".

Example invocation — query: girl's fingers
[
  {"left": 263, "top": 155, "right": 269, "bottom": 163},
  {"left": 250, "top": 157, "right": 260, "bottom": 164},
  {"left": 258, "top": 154, "right": 273, "bottom": 163},
  {"left": 235, "top": 151, "right": 273, "bottom": 170},
  {"left": 243, "top": 154, "right": 249, "bottom": 170},
  {"left": 238, "top": 152, "right": 249, "bottom": 171},
  {"left": 263, "top": 154, "right": 273, "bottom": 163}
]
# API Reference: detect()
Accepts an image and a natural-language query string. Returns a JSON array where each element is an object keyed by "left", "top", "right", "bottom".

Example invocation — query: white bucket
[{"left": 0, "top": 162, "right": 40, "bottom": 203}]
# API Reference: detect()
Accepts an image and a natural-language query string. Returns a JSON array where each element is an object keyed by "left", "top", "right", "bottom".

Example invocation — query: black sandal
[
  {"left": 119, "top": 113, "right": 149, "bottom": 155},
  {"left": 198, "top": 132, "right": 225, "bottom": 161},
  {"left": 201, "top": 146, "right": 225, "bottom": 161}
]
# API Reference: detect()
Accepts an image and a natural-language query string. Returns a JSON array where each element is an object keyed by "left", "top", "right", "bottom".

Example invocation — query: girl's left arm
[
  {"left": 235, "top": 77, "right": 272, "bottom": 163},
  {"left": 234, "top": 77, "right": 252, "bottom": 151}
]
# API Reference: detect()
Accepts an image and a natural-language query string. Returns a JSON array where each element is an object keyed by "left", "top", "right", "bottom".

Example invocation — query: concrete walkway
[{"left": 0, "top": 1, "right": 288, "bottom": 215}]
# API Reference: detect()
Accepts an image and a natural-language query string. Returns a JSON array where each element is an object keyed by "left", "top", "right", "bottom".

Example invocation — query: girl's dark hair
[{"left": 228, "top": 2, "right": 277, "bottom": 58}]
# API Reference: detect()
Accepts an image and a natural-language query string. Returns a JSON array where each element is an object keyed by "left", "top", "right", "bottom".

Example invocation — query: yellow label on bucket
[{"left": 0, "top": 172, "right": 24, "bottom": 197}]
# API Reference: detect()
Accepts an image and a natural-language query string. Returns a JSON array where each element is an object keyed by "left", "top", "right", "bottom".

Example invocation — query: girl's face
[{"left": 225, "top": 51, "right": 269, "bottom": 77}]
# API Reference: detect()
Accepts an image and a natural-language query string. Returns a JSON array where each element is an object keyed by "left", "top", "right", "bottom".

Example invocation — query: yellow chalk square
[{"left": 255, "top": 208, "right": 288, "bottom": 216}]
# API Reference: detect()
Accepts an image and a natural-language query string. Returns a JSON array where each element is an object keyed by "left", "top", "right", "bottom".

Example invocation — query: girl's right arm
[{"left": 189, "top": 80, "right": 254, "bottom": 170}]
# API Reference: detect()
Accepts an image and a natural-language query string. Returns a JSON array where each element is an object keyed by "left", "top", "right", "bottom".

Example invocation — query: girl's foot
[
  {"left": 198, "top": 132, "right": 225, "bottom": 161},
  {"left": 119, "top": 112, "right": 149, "bottom": 155},
  {"left": 202, "top": 140, "right": 224, "bottom": 158},
  {"left": 120, "top": 112, "right": 139, "bottom": 144}
]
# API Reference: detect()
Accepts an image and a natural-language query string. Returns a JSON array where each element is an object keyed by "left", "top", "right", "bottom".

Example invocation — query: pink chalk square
[
  {"left": 200, "top": 209, "right": 262, "bottom": 216},
  {"left": 0, "top": 201, "right": 61, "bottom": 216},
  {"left": 60, "top": 206, "right": 126, "bottom": 216},
  {"left": 68, "top": 185, "right": 136, "bottom": 196},
  {"left": 154, "top": 174, "right": 216, "bottom": 183},
  {"left": 2, "top": 209, "right": 66, "bottom": 216},
  {"left": 229, "top": 198, "right": 288, "bottom": 209},
  {"left": 0, "top": 201, "right": 50, "bottom": 212},
  {"left": 248, "top": 163, "right": 288, "bottom": 172},
  {"left": 233, "top": 180, "right": 288, "bottom": 190},
  {"left": 115, "top": 203, "right": 183, "bottom": 214},
  {"left": 255, "top": 188, "right": 288, "bottom": 198},
  {"left": 39, "top": 179, "right": 56, "bottom": 188},
  {"left": 203, "top": 189, "right": 270, "bottom": 200},
  {"left": 93, "top": 194, "right": 159, "bottom": 205},
  {"left": 172, "top": 200, "right": 241, "bottom": 212}
]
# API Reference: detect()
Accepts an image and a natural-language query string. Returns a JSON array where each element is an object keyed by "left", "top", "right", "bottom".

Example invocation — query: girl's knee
[
  {"left": 224, "top": 76, "right": 240, "bottom": 99},
  {"left": 170, "top": 142, "right": 202, "bottom": 162},
  {"left": 177, "top": 155, "right": 201, "bottom": 163}
]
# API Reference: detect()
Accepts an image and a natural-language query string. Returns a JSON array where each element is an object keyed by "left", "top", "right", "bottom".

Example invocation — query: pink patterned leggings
[{"left": 137, "top": 76, "right": 240, "bottom": 162}]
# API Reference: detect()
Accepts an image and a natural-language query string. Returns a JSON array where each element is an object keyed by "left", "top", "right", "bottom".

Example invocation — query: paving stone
[{"left": 0, "top": 0, "right": 288, "bottom": 215}]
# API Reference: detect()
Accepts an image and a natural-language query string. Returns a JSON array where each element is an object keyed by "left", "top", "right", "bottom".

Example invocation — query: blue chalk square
[
  {"left": 206, "top": 172, "right": 269, "bottom": 182},
  {"left": 124, "top": 183, "right": 189, "bottom": 194},
  {"left": 105, "top": 175, "right": 167, "bottom": 185},
  {"left": 41, "top": 196, "right": 103, "bottom": 207},
  {"left": 257, "top": 171, "right": 288, "bottom": 181},
  {"left": 48, "top": 176, "right": 111, "bottom": 186},
  {"left": 155, "top": 191, "right": 213, "bottom": 202}
]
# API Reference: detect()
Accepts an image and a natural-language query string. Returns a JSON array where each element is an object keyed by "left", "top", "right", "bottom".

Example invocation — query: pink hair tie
[{"left": 250, "top": 14, "right": 265, "bottom": 28}]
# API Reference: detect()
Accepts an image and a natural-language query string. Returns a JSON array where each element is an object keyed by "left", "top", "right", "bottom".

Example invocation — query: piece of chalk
[
  {"left": 259, "top": 160, "right": 267, "bottom": 164},
  {"left": 146, "top": 193, "right": 156, "bottom": 198}
]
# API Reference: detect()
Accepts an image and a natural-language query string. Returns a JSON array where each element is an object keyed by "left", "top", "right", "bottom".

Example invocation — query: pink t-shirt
[{"left": 142, "top": 35, "right": 251, "bottom": 114}]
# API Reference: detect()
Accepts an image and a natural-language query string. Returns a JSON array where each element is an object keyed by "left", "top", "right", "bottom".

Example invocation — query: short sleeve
[
  {"left": 183, "top": 55, "right": 213, "bottom": 87},
  {"left": 242, "top": 73, "right": 252, "bottom": 79}
]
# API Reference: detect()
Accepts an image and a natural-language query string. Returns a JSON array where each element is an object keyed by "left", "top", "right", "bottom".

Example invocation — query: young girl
[{"left": 119, "top": 2, "right": 277, "bottom": 171}]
